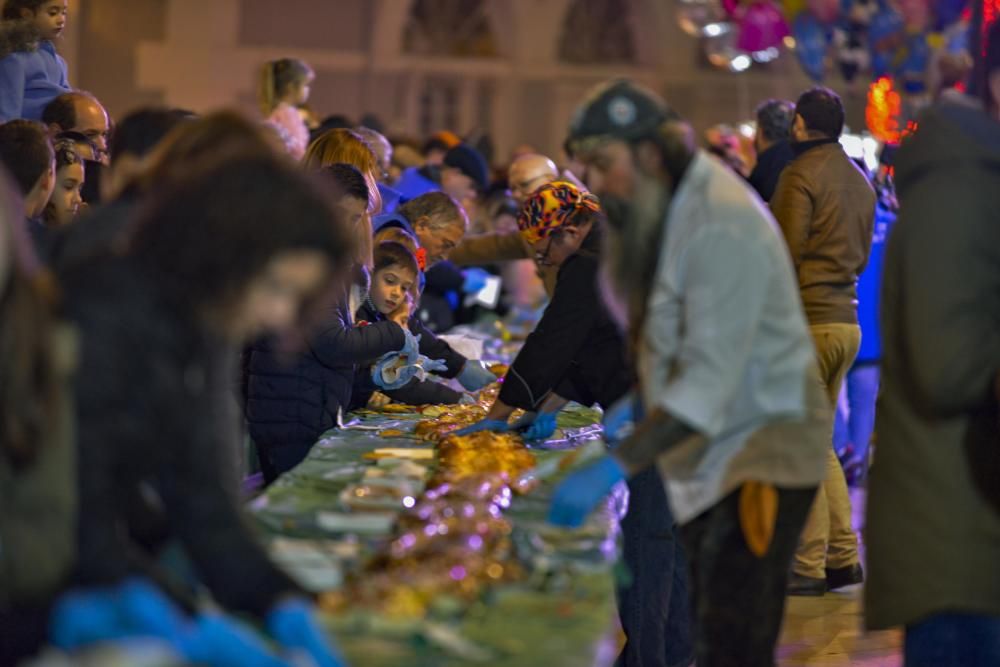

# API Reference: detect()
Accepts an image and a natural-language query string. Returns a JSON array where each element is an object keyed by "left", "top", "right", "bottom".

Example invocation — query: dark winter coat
[
  {"left": 500, "top": 228, "right": 632, "bottom": 411},
  {"left": 747, "top": 139, "right": 795, "bottom": 202},
  {"left": 244, "top": 292, "right": 406, "bottom": 450},
  {"left": 865, "top": 102, "right": 1000, "bottom": 630},
  {"left": 350, "top": 297, "right": 465, "bottom": 409},
  {"left": 62, "top": 255, "right": 300, "bottom": 618}
]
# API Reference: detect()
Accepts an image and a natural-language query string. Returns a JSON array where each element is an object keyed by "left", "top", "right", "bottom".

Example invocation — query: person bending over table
[
  {"left": 455, "top": 182, "right": 694, "bottom": 667},
  {"left": 456, "top": 181, "right": 631, "bottom": 438}
]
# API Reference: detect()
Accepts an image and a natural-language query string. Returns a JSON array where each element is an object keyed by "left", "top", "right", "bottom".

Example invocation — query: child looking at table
[{"left": 351, "top": 241, "right": 494, "bottom": 409}]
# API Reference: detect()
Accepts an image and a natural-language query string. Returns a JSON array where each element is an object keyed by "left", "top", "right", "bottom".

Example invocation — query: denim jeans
[
  {"left": 833, "top": 363, "right": 880, "bottom": 475},
  {"left": 682, "top": 486, "right": 817, "bottom": 667},
  {"left": 616, "top": 467, "right": 695, "bottom": 667},
  {"left": 905, "top": 613, "right": 1000, "bottom": 667}
]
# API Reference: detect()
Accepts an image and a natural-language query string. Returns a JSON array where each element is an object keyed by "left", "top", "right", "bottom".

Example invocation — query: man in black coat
[{"left": 748, "top": 99, "right": 796, "bottom": 202}]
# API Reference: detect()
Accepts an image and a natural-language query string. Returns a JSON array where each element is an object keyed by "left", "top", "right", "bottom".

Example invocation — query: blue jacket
[
  {"left": 244, "top": 296, "right": 406, "bottom": 450},
  {"left": 373, "top": 210, "right": 415, "bottom": 236},
  {"left": 393, "top": 166, "right": 440, "bottom": 203},
  {"left": 378, "top": 182, "right": 402, "bottom": 214},
  {"left": 855, "top": 201, "right": 896, "bottom": 364},
  {"left": 0, "top": 39, "right": 70, "bottom": 122}
]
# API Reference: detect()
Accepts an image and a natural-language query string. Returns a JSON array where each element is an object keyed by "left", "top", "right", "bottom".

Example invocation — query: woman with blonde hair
[{"left": 304, "top": 127, "right": 382, "bottom": 267}]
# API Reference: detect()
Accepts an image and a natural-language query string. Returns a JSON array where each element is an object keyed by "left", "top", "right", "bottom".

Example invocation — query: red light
[{"left": 866, "top": 77, "right": 918, "bottom": 144}]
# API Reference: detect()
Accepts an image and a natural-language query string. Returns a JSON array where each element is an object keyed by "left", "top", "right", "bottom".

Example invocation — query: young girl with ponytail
[{"left": 258, "top": 57, "right": 314, "bottom": 160}]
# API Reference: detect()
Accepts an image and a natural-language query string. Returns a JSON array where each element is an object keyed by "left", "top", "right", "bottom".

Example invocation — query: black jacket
[
  {"left": 349, "top": 297, "right": 466, "bottom": 409},
  {"left": 747, "top": 140, "right": 795, "bottom": 202},
  {"left": 244, "top": 293, "right": 406, "bottom": 450},
  {"left": 500, "top": 229, "right": 632, "bottom": 411},
  {"left": 62, "top": 255, "right": 300, "bottom": 618}
]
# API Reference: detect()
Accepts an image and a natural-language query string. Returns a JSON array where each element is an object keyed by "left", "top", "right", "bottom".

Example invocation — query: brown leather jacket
[{"left": 770, "top": 140, "right": 876, "bottom": 325}]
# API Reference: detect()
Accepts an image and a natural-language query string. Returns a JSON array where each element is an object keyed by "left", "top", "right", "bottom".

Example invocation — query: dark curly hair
[
  {"left": 794, "top": 87, "right": 845, "bottom": 139},
  {"left": 2, "top": 0, "right": 48, "bottom": 21}
]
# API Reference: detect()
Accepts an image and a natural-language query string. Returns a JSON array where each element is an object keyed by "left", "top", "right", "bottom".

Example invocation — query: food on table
[
  {"left": 339, "top": 478, "right": 420, "bottom": 512},
  {"left": 413, "top": 407, "right": 487, "bottom": 441},
  {"left": 363, "top": 448, "right": 435, "bottom": 461},
  {"left": 367, "top": 391, "right": 393, "bottom": 409},
  {"left": 377, "top": 403, "right": 417, "bottom": 414},
  {"left": 434, "top": 432, "right": 536, "bottom": 486},
  {"left": 488, "top": 363, "right": 509, "bottom": 376},
  {"left": 321, "top": 475, "right": 524, "bottom": 618}
]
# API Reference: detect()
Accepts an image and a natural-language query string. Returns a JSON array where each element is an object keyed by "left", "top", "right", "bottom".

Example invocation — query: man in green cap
[{"left": 548, "top": 80, "right": 830, "bottom": 666}]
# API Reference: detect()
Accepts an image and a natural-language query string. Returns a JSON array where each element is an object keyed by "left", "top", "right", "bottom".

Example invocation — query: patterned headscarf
[{"left": 517, "top": 181, "right": 601, "bottom": 245}]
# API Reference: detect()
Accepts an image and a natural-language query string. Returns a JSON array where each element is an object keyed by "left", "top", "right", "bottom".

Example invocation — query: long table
[{"left": 250, "top": 404, "right": 624, "bottom": 667}]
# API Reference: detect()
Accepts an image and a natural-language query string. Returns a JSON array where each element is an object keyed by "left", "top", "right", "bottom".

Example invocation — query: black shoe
[
  {"left": 787, "top": 572, "right": 826, "bottom": 596},
  {"left": 826, "top": 563, "right": 864, "bottom": 591}
]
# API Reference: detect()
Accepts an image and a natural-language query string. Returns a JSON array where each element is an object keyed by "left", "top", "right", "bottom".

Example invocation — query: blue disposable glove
[
  {"left": 50, "top": 586, "right": 127, "bottom": 649},
  {"left": 419, "top": 355, "right": 449, "bottom": 373},
  {"left": 52, "top": 578, "right": 286, "bottom": 667},
  {"left": 267, "top": 598, "right": 345, "bottom": 667},
  {"left": 373, "top": 330, "right": 425, "bottom": 390},
  {"left": 521, "top": 412, "right": 558, "bottom": 441},
  {"left": 548, "top": 456, "right": 627, "bottom": 528},
  {"left": 400, "top": 329, "right": 421, "bottom": 360},
  {"left": 461, "top": 267, "right": 490, "bottom": 294},
  {"left": 190, "top": 613, "right": 286, "bottom": 667},
  {"left": 457, "top": 360, "right": 497, "bottom": 391},
  {"left": 602, "top": 393, "right": 637, "bottom": 445},
  {"left": 372, "top": 357, "right": 418, "bottom": 390},
  {"left": 453, "top": 419, "right": 510, "bottom": 436}
]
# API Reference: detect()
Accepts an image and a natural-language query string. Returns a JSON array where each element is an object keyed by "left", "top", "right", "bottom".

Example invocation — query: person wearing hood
[
  {"left": 0, "top": 0, "right": 70, "bottom": 122},
  {"left": 865, "top": 21, "right": 1000, "bottom": 665}
]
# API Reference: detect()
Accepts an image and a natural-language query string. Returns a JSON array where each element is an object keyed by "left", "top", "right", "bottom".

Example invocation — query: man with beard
[{"left": 548, "top": 80, "right": 830, "bottom": 667}]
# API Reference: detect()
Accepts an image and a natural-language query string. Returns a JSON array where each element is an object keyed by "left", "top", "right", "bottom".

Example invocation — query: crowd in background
[{"left": 3, "top": 0, "right": 1000, "bottom": 666}]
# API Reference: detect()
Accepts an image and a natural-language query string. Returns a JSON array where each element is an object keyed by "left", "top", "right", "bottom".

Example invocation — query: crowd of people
[{"left": 3, "top": 0, "right": 1000, "bottom": 666}]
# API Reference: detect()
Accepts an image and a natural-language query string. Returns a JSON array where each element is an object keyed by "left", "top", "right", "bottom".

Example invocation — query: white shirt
[{"left": 638, "top": 151, "right": 829, "bottom": 524}]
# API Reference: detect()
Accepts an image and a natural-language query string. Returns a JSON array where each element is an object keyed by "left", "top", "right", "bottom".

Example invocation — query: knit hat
[
  {"left": 566, "top": 79, "right": 680, "bottom": 153},
  {"left": 517, "top": 181, "right": 601, "bottom": 245},
  {"left": 443, "top": 144, "right": 489, "bottom": 191}
]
